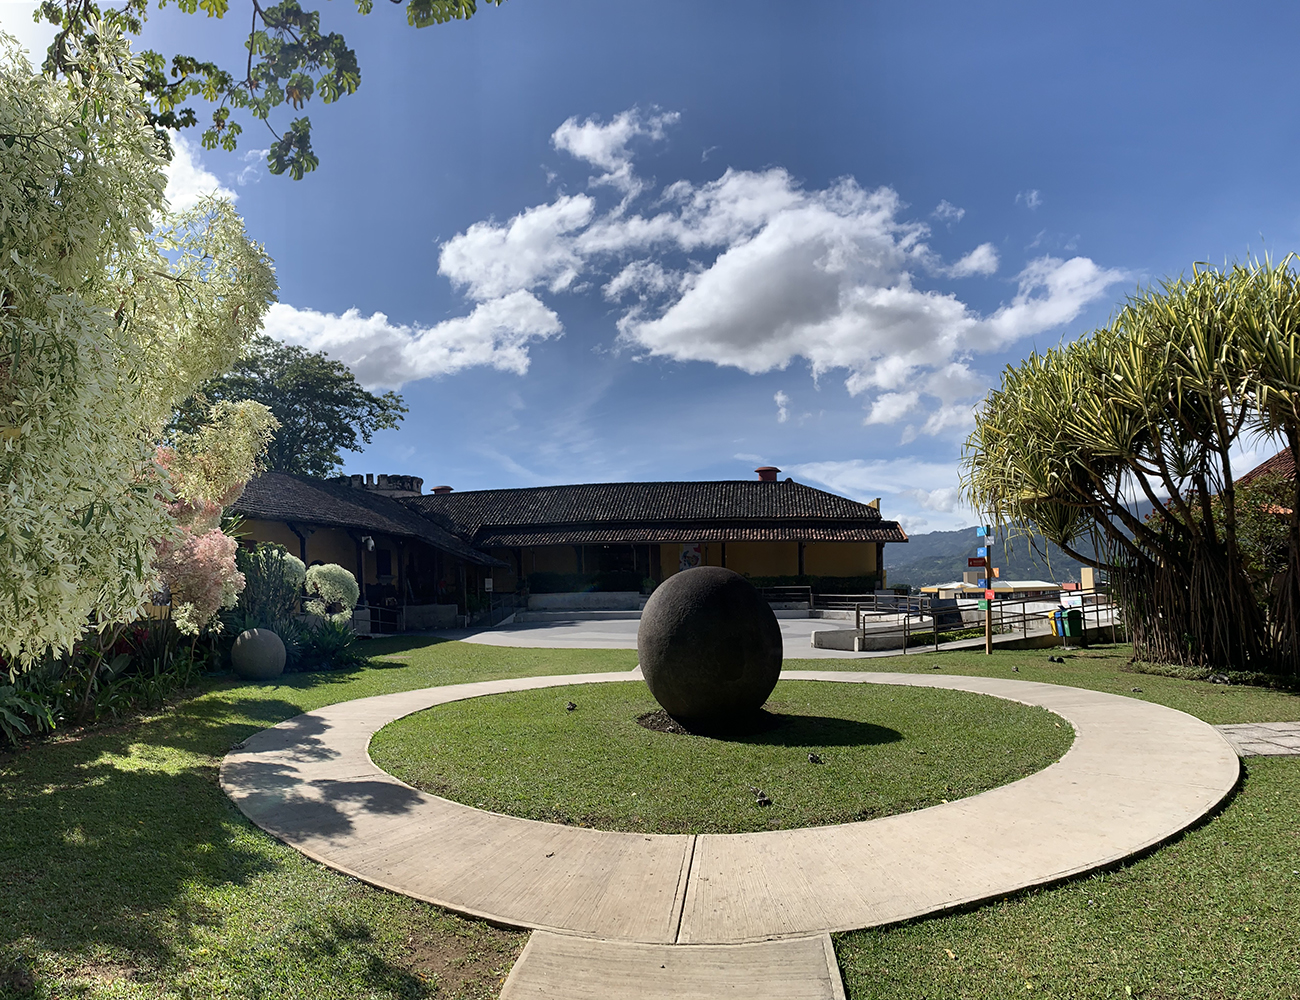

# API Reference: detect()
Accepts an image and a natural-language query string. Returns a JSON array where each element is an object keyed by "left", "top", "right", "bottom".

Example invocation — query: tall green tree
[
  {"left": 963, "top": 259, "right": 1300, "bottom": 678},
  {"left": 35, "top": 0, "right": 504, "bottom": 179},
  {"left": 171, "top": 335, "right": 408, "bottom": 477}
]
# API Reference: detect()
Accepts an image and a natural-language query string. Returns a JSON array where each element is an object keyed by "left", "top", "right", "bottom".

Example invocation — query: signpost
[{"left": 977, "top": 525, "right": 993, "bottom": 654}]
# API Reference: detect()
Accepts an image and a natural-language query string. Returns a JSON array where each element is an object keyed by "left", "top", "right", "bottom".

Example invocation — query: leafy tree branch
[{"left": 34, "top": 0, "right": 503, "bottom": 179}]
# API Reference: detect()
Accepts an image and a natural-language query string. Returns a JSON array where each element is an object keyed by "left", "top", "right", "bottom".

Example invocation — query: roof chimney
[
  {"left": 432, "top": 485, "right": 453, "bottom": 495},
  {"left": 755, "top": 466, "right": 780, "bottom": 482}
]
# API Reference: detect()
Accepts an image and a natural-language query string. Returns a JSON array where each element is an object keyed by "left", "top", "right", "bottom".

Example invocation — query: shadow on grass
[
  {"left": 650, "top": 709, "right": 904, "bottom": 748},
  {"left": 0, "top": 688, "right": 434, "bottom": 997},
  {"left": 359, "top": 634, "right": 456, "bottom": 657},
  {"left": 743, "top": 714, "right": 903, "bottom": 748}
]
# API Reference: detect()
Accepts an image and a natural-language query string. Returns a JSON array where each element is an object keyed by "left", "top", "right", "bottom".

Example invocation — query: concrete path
[
  {"left": 221, "top": 669, "right": 1238, "bottom": 945},
  {"left": 500, "top": 931, "right": 845, "bottom": 1000},
  {"left": 1216, "top": 721, "right": 1300, "bottom": 756}
]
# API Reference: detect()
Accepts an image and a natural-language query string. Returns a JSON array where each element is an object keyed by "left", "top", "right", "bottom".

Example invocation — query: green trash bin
[{"left": 1064, "top": 608, "right": 1083, "bottom": 638}]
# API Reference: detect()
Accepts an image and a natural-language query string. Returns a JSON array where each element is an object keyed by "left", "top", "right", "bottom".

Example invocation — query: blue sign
[
  {"left": 977, "top": 546, "right": 988, "bottom": 558},
  {"left": 976, "top": 525, "right": 988, "bottom": 536},
  {"left": 978, "top": 578, "right": 989, "bottom": 588}
]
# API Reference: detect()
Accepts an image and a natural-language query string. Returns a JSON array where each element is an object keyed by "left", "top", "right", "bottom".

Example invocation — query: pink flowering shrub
[
  {"left": 148, "top": 399, "right": 276, "bottom": 637},
  {"left": 154, "top": 526, "right": 244, "bottom": 636}
]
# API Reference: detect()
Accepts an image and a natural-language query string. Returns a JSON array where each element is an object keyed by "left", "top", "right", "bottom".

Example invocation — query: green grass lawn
[
  {"left": 0, "top": 641, "right": 632, "bottom": 1000},
  {"left": 369, "top": 679, "right": 1073, "bottom": 834},
  {"left": 0, "top": 640, "right": 1297, "bottom": 998}
]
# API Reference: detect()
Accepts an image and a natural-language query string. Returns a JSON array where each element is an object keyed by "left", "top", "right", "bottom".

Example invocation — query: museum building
[{"left": 231, "top": 466, "right": 907, "bottom": 625}]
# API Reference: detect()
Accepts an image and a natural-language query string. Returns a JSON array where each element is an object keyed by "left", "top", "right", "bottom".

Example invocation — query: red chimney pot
[
  {"left": 432, "top": 485, "right": 453, "bottom": 495},
  {"left": 755, "top": 466, "right": 780, "bottom": 482}
]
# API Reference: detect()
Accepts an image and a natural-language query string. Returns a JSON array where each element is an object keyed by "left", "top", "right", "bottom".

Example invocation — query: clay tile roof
[
  {"left": 402, "top": 479, "right": 908, "bottom": 547},
  {"left": 233, "top": 472, "right": 502, "bottom": 566},
  {"left": 1236, "top": 448, "right": 1296, "bottom": 487}
]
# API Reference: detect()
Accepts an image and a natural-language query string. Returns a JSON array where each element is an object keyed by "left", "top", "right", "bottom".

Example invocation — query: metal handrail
[
  {"left": 847, "top": 590, "right": 1122, "bottom": 651},
  {"left": 825, "top": 592, "right": 931, "bottom": 613},
  {"left": 758, "top": 585, "right": 814, "bottom": 607}
]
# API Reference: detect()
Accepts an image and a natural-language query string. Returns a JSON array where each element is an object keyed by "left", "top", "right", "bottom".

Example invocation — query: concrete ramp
[{"left": 500, "top": 931, "right": 845, "bottom": 1000}]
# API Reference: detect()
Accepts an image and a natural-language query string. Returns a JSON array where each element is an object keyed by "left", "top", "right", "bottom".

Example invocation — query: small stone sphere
[
  {"left": 231, "top": 628, "right": 286, "bottom": 681},
  {"left": 638, "top": 567, "right": 782, "bottom": 727}
]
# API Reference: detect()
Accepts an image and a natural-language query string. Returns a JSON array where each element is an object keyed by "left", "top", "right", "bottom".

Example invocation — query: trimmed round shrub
[{"left": 305, "top": 563, "right": 360, "bottom": 622}]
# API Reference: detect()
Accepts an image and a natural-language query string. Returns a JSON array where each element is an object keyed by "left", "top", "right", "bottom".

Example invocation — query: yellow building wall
[
  {"left": 312, "top": 528, "right": 362, "bottom": 574},
  {"left": 239, "top": 519, "right": 363, "bottom": 576},
  {"left": 802, "top": 542, "right": 877, "bottom": 577},
  {"left": 240, "top": 518, "right": 301, "bottom": 553},
  {"left": 657, "top": 541, "right": 802, "bottom": 579},
  {"left": 724, "top": 541, "right": 800, "bottom": 577}
]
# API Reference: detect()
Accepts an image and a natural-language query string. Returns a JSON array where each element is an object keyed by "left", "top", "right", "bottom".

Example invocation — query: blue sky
[{"left": 5, "top": 2, "right": 1300, "bottom": 532}]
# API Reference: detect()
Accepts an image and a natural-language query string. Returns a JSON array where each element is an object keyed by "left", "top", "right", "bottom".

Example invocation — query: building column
[{"left": 287, "top": 522, "right": 315, "bottom": 563}]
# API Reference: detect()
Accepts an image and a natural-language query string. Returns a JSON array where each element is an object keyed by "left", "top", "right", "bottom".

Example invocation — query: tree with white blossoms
[{"left": 0, "top": 26, "right": 277, "bottom": 671}]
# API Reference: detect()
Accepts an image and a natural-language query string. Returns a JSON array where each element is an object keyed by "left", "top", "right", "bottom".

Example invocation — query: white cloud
[
  {"left": 946, "top": 242, "right": 999, "bottom": 278},
  {"left": 980, "top": 255, "right": 1123, "bottom": 347},
  {"left": 603, "top": 260, "right": 680, "bottom": 301},
  {"left": 1017, "top": 189, "right": 1043, "bottom": 210},
  {"left": 774, "top": 390, "right": 790, "bottom": 423},
  {"left": 865, "top": 391, "right": 919, "bottom": 425},
  {"left": 604, "top": 172, "right": 1121, "bottom": 401},
  {"left": 551, "top": 108, "right": 679, "bottom": 194},
  {"left": 163, "top": 133, "right": 236, "bottom": 213},
  {"left": 790, "top": 457, "right": 978, "bottom": 531},
  {"left": 236, "top": 147, "right": 270, "bottom": 186},
  {"left": 932, "top": 200, "right": 965, "bottom": 224},
  {"left": 439, "top": 195, "right": 595, "bottom": 301},
  {"left": 281, "top": 108, "right": 1124, "bottom": 414},
  {"left": 263, "top": 291, "right": 563, "bottom": 390},
  {"left": 431, "top": 115, "right": 1125, "bottom": 430}
]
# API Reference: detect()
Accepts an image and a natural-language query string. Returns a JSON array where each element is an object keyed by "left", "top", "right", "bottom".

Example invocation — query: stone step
[
  {"left": 500, "top": 931, "right": 846, "bottom": 1000},
  {"left": 511, "top": 608, "right": 816, "bottom": 623},
  {"left": 513, "top": 610, "right": 645, "bottom": 622}
]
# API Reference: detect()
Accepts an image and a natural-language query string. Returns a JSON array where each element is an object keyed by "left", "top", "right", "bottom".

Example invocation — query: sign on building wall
[{"left": 679, "top": 542, "right": 702, "bottom": 572}]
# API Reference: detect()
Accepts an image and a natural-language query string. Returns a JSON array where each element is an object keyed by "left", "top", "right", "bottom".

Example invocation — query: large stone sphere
[
  {"left": 231, "top": 628, "right": 286, "bottom": 681},
  {"left": 638, "top": 567, "right": 782, "bottom": 727}
]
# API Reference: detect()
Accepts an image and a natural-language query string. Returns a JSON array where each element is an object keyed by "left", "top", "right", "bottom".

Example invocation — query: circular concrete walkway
[{"left": 220, "top": 669, "right": 1239, "bottom": 946}]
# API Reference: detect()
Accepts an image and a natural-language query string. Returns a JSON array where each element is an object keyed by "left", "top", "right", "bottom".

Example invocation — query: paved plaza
[
  {"left": 454, "top": 615, "right": 879, "bottom": 658},
  {"left": 1215, "top": 721, "right": 1300, "bottom": 756}
]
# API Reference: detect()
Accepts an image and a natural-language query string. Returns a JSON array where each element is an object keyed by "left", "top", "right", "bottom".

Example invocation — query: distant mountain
[
  {"left": 885, "top": 503, "right": 1158, "bottom": 588},
  {"left": 884, "top": 525, "right": 1092, "bottom": 588}
]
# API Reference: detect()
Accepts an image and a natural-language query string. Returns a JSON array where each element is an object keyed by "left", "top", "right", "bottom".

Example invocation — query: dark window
[{"left": 376, "top": 549, "right": 392, "bottom": 577}]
